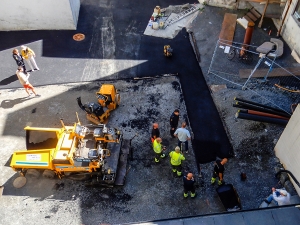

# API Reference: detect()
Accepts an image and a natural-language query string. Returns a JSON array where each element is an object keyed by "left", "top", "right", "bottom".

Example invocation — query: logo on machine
[{"left": 26, "top": 154, "right": 41, "bottom": 161}]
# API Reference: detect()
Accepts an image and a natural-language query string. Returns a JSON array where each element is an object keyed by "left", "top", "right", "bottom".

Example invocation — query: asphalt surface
[
  {"left": 0, "top": 0, "right": 232, "bottom": 163},
  {"left": 1, "top": 1, "right": 299, "bottom": 225},
  {"left": 1, "top": 77, "right": 215, "bottom": 225}
]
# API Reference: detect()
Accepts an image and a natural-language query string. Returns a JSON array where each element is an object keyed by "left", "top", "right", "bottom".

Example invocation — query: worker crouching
[
  {"left": 164, "top": 45, "right": 173, "bottom": 57},
  {"left": 169, "top": 146, "right": 185, "bottom": 177},
  {"left": 153, "top": 137, "right": 166, "bottom": 163}
]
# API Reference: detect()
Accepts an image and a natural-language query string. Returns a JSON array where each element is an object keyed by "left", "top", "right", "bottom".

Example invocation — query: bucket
[
  {"left": 152, "top": 22, "right": 159, "bottom": 30},
  {"left": 159, "top": 22, "right": 164, "bottom": 29}
]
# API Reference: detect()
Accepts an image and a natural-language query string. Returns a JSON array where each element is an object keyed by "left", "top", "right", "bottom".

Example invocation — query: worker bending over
[{"left": 211, "top": 158, "right": 228, "bottom": 185}]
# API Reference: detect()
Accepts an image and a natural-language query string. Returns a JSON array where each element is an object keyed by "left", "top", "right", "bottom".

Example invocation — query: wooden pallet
[
  {"left": 219, "top": 13, "right": 237, "bottom": 45},
  {"left": 239, "top": 67, "right": 300, "bottom": 78},
  {"left": 244, "top": 8, "right": 261, "bottom": 23}
]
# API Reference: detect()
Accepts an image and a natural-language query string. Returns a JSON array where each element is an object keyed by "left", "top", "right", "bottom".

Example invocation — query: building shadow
[
  {"left": 0, "top": 74, "right": 18, "bottom": 86},
  {"left": 1, "top": 97, "right": 32, "bottom": 109}
]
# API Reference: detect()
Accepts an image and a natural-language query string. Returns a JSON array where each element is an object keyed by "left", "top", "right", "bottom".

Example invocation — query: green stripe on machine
[{"left": 16, "top": 161, "right": 48, "bottom": 166}]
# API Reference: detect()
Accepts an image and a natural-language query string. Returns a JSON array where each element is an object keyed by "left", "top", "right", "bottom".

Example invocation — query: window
[{"left": 294, "top": 1, "right": 300, "bottom": 24}]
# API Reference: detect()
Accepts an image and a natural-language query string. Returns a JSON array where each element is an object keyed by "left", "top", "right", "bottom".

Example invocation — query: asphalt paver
[
  {"left": 0, "top": 0, "right": 233, "bottom": 163},
  {"left": 1, "top": 1, "right": 297, "bottom": 225}
]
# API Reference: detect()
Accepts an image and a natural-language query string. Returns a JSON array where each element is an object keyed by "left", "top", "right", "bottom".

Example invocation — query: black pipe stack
[{"left": 233, "top": 97, "right": 291, "bottom": 126}]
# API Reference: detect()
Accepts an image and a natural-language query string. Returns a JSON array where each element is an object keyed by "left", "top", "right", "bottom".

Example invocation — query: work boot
[
  {"left": 184, "top": 192, "right": 188, "bottom": 198},
  {"left": 172, "top": 169, "right": 177, "bottom": 173},
  {"left": 211, "top": 177, "right": 216, "bottom": 184},
  {"left": 218, "top": 180, "right": 224, "bottom": 186},
  {"left": 155, "top": 158, "right": 159, "bottom": 163},
  {"left": 177, "top": 171, "right": 182, "bottom": 177},
  {"left": 191, "top": 192, "right": 196, "bottom": 198},
  {"left": 160, "top": 154, "right": 166, "bottom": 158}
]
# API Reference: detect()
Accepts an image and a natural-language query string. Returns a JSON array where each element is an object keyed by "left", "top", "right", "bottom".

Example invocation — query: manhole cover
[
  {"left": 13, "top": 176, "right": 27, "bottom": 188},
  {"left": 73, "top": 33, "right": 85, "bottom": 41}
]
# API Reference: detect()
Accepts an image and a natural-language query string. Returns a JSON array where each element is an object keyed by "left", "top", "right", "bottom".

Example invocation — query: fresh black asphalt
[{"left": 0, "top": 0, "right": 232, "bottom": 163}]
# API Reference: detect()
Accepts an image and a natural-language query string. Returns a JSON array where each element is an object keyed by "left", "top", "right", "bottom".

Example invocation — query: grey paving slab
[
  {"left": 242, "top": 210, "right": 276, "bottom": 225},
  {"left": 272, "top": 207, "right": 300, "bottom": 225},
  {"left": 135, "top": 207, "right": 300, "bottom": 225},
  {"left": 213, "top": 213, "right": 246, "bottom": 225},
  {"left": 183, "top": 216, "right": 215, "bottom": 225}
]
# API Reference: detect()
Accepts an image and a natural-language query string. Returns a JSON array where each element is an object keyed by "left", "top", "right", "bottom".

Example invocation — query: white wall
[
  {"left": 274, "top": 0, "right": 300, "bottom": 56},
  {"left": 275, "top": 105, "right": 300, "bottom": 196},
  {"left": 0, "top": 0, "right": 80, "bottom": 30},
  {"left": 70, "top": 0, "right": 81, "bottom": 28}
]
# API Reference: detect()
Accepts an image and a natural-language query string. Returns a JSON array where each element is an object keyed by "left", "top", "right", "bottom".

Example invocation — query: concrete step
[{"left": 259, "top": 195, "right": 300, "bottom": 208}]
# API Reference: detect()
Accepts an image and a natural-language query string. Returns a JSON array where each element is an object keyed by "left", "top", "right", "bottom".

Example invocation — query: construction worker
[
  {"left": 151, "top": 123, "right": 160, "bottom": 143},
  {"left": 170, "top": 109, "right": 179, "bottom": 138},
  {"left": 153, "top": 137, "right": 165, "bottom": 163},
  {"left": 211, "top": 158, "right": 228, "bottom": 185},
  {"left": 183, "top": 173, "right": 196, "bottom": 198},
  {"left": 169, "top": 146, "right": 185, "bottom": 177},
  {"left": 174, "top": 122, "right": 191, "bottom": 153}
]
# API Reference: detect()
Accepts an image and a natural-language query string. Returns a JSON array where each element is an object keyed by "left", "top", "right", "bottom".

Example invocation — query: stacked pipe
[{"left": 233, "top": 97, "right": 291, "bottom": 126}]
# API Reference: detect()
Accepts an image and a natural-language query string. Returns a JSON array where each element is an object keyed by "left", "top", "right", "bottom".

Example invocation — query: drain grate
[{"left": 73, "top": 33, "right": 85, "bottom": 41}]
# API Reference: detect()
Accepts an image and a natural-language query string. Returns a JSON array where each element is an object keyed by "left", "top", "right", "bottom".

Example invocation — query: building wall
[
  {"left": 275, "top": 105, "right": 300, "bottom": 196},
  {"left": 0, "top": 0, "right": 80, "bottom": 30},
  {"left": 275, "top": 0, "right": 300, "bottom": 56},
  {"left": 197, "top": 0, "right": 251, "bottom": 9},
  {"left": 70, "top": 0, "right": 81, "bottom": 28}
]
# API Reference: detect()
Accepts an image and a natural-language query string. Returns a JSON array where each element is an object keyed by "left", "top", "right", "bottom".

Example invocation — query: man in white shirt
[
  {"left": 265, "top": 188, "right": 291, "bottom": 206},
  {"left": 174, "top": 122, "right": 191, "bottom": 153},
  {"left": 16, "top": 67, "right": 40, "bottom": 97}
]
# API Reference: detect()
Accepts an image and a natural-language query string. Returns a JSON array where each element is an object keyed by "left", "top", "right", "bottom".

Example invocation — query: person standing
[
  {"left": 211, "top": 158, "right": 228, "bottom": 186},
  {"left": 174, "top": 122, "right": 191, "bottom": 153},
  {"left": 169, "top": 146, "right": 185, "bottom": 177},
  {"left": 153, "top": 137, "right": 165, "bottom": 163},
  {"left": 170, "top": 109, "right": 179, "bottom": 138},
  {"left": 12, "top": 49, "right": 27, "bottom": 74},
  {"left": 183, "top": 173, "right": 196, "bottom": 198},
  {"left": 20, "top": 45, "right": 40, "bottom": 72},
  {"left": 264, "top": 188, "right": 291, "bottom": 206},
  {"left": 16, "top": 67, "right": 40, "bottom": 97},
  {"left": 151, "top": 123, "right": 160, "bottom": 143}
]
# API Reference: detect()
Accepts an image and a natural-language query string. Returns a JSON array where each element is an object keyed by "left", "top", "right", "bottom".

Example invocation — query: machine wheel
[
  {"left": 42, "top": 170, "right": 55, "bottom": 179},
  {"left": 64, "top": 172, "right": 72, "bottom": 176},
  {"left": 115, "top": 93, "right": 120, "bottom": 107},
  {"left": 26, "top": 169, "right": 41, "bottom": 178}
]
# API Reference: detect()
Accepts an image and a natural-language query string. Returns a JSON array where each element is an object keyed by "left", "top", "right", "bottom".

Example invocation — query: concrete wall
[
  {"left": 273, "top": 0, "right": 300, "bottom": 56},
  {"left": 70, "top": 0, "right": 81, "bottom": 28},
  {"left": 198, "top": 0, "right": 251, "bottom": 9},
  {"left": 0, "top": 0, "right": 80, "bottom": 30},
  {"left": 275, "top": 105, "right": 300, "bottom": 196}
]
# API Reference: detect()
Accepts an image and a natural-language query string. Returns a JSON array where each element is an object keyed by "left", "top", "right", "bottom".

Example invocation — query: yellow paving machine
[
  {"left": 77, "top": 84, "right": 120, "bottom": 124},
  {"left": 10, "top": 115, "right": 130, "bottom": 186}
]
